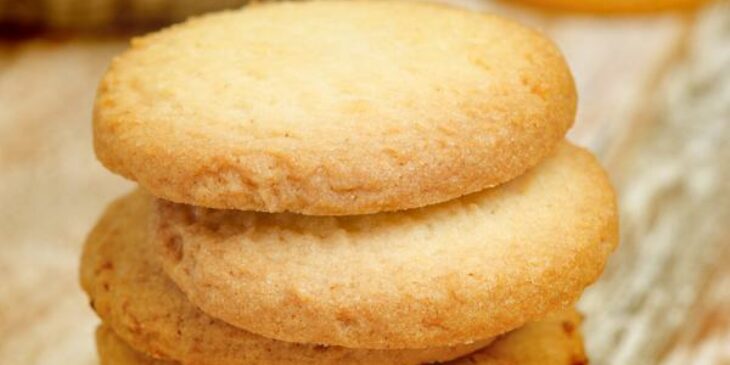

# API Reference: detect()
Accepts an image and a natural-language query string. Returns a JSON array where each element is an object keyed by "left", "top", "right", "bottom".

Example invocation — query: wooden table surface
[{"left": 0, "top": 1, "right": 728, "bottom": 364}]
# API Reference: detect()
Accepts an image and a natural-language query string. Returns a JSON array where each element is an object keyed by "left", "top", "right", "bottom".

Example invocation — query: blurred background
[{"left": 0, "top": 1, "right": 728, "bottom": 364}]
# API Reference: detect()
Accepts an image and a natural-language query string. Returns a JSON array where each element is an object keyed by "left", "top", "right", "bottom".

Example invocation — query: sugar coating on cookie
[
  {"left": 513, "top": 0, "right": 705, "bottom": 12},
  {"left": 95, "top": 310, "right": 587, "bottom": 365},
  {"left": 94, "top": 0, "right": 576, "bottom": 215},
  {"left": 80, "top": 191, "right": 492, "bottom": 365},
  {"left": 153, "top": 142, "right": 618, "bottom": 349}
]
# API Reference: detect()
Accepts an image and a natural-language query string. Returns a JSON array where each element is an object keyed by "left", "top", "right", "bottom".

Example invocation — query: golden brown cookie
[
  {"left": 513, "top": 0, "right": 705, "bottom": 13},
  {"left": 93, "top": 0, "right": 576, "bottom": 215},
  {"left": 96, "top": 309, "right": 587, "bottom": 365},
  {"left": 80, "top": 191, "right": 491, "bottom": 365},
  {"left": 154, "top": 142, "right": 618, "bottom": 349},
  {"left": 450, "top": 309, "right": 587, "bottom": 365},
  {"left": 96, "top": 326, "right": 172, "bottom": 365}
]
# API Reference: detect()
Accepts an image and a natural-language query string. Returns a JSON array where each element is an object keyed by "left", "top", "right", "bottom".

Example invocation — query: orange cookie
[
  {"left": 96, "top": 309, "right": 587, "bottom": 365},
  {"left": 513, "top": 0, "right": 705, "bottom": 13}
]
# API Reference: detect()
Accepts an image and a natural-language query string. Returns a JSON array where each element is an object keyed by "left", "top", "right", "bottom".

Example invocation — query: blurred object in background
[
  {"left": 0, "top": 0, "right": 253, "bottom": 32},
  {"left": 579, "top": 1, "right": 730, "bottom": 364},
  {"left": 510, "top": 0, "right": 707, "bottom": 13}
]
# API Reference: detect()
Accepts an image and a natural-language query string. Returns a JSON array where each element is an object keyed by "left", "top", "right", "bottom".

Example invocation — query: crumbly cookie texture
[
  {"left": 95, "top": 309, "right": 587, "bottom": 365},
  {"left": 80, "top": 190, "right": 491, "bottom": 365},
  {"left": 513, "top": 0, "right": 705, "bottom": 13},
  {"left": 94, "top": 0, "right": 576, "bottom": 215},
  {"left": 154, "top": 142, "right": 618, "bottom": 349}
]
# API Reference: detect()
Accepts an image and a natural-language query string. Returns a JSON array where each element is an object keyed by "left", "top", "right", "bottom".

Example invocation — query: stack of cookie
[{"left": 81, "top": 1, "right": 618, "bottom": 365}]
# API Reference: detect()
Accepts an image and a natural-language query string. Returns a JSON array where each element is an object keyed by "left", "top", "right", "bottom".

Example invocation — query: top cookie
[{"left": 94, "top": 0, "right": 576, "bottom": 215}]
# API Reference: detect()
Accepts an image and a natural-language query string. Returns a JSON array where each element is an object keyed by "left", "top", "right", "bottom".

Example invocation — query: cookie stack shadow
[{"left": 80, "top": 1, "right": 619, "bottom": 364}]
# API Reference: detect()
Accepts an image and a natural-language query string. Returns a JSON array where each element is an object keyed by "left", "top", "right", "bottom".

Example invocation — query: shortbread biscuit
[
  {"left": 94, "top": 0, "right": 576, "bottom": 215},
  {"left": 154, "top": 142, "right": 618, "bottom": 349},
  {"left": 96, "top": 309, "right": 587, "bottom": 365},
  {"left": 514, "top": 0, "right": 704, "bottom": 13},
  {"left": 80, "top": 191, "right": 491, "bottom": 365}
]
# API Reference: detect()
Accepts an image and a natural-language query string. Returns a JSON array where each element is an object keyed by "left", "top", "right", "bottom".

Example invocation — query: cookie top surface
[
  {"left": 513, "top": 0, "right": 705, "bottom": 12},
  {"left": 94, "top": 0, "right": 576, "bottom": 215},
  {"left": 80, "top": 191, "right": 490, "bottom": 365},
  {"left": 154, "top": 142, "right": 618, "bottom": 349},
  {"left": 96, "top": 309, "right": 586, "bottom": 365}
]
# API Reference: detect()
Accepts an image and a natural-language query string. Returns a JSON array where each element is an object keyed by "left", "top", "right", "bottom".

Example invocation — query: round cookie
[
  {"left": 80, "top": 191, "right": 491, "bottom": 365},
  {"left": 154, "top": 142, "right": 618, "bottom": 349},
  {"left": 96, "top": 309, "right": 587, "bottom": 365},
  {"left": 94, "top": 0, "right": 576, "bottom": 215},
  {"left": 512, "top": 0, "right": 705, "bottom": 13}
]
